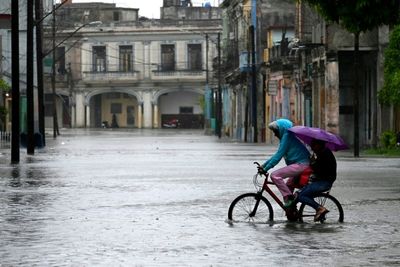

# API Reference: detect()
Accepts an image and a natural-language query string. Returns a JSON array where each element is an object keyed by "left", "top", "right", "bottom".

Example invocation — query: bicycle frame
[
  {"left": 259, "top": 174, "right": 287, "bottom": 211},
  {"left": 257, "top": 172, "right": 335, "bottom": 222}
]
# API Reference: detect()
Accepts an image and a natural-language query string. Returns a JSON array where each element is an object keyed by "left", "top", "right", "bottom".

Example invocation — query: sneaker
[
  {"left": 314, "top": 207, "right": 329, "bottom": 222},
  {"left": 284, "top": 195, "right": 295, "bottom": 208}
]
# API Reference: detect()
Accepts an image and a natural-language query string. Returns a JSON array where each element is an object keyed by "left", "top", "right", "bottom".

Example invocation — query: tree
[
  {"left": 0, "top": 78, "right": 10, "bottom": 131},
  {"left": 299, "top": 0, "right": 400, "bottom": 157},
  {"left": 379, "top": 24, "right": 400, "bottom": 106},
  {"left": 0, "top": 78, "right": 10, "bottom": 92}
]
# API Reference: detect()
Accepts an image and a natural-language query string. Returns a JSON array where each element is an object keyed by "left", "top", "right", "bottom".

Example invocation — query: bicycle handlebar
[
  {"left": 252, "top": 162, "right": 268, "bottom": 189},
  {"left": 253, "top": 162, "right": 267, "bottom": 176}
]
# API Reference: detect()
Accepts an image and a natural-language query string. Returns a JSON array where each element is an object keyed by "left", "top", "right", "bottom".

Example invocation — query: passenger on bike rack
[
  {"left": 261, "top": 119, "right": 310, "bottom": 208},
  {"left": 297, "top": 138, "right": 337, "bottom": 222}
]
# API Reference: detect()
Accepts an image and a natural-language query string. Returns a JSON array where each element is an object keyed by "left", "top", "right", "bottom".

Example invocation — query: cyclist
[
  {"left": 261, "top": 118, "right": 310, "bottom": 207},
  {"left": 297, "top": 138, "right": 337, "bottom": 221}
]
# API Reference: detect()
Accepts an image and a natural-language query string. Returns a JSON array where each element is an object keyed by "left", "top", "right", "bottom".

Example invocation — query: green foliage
[
  {"left": 0, "top": 106, "right": 7, "bottom": 117},
  {"left": 301, "top": 0, "right": 400, "bottom": 34},
  {"left": 379, "top": 24, "right": 400, "bottom": 105},
  {"left": 0, "top": 78, "right": 10, "bottom": 91},
  {"left": 380, "top": 130, "right": 397, "bottom": 149},
  {"left": 364, "top": 147, "right": 400, "bottom": 157},
  {"left": 0, "top": 79, "right": 10, "bottom": 130},
  {"left": 363, "top": 130, "right": 400, "bottom": 156}
]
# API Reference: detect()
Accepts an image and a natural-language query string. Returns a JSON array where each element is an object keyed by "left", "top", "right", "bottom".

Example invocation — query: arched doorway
[
  {"left": 88, "top": 91, "right": 139, "bottom": 128},
  {"left": 157, "top": 90, "right": 204, "bottom": 129}
]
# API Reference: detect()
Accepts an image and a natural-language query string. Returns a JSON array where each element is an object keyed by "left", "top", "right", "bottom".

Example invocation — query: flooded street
[{"left": 0, "top": 129, "right": 399, "bottom": 266}]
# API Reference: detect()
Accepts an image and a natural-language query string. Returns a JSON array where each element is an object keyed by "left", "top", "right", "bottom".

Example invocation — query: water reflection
[{"left": 1, "top": 164, "right": 55, "bottom": 254}]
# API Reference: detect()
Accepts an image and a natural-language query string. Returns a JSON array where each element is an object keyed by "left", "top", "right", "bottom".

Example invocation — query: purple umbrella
[{"left": 288, "top": 126, "right": 349, "bottom": 151}]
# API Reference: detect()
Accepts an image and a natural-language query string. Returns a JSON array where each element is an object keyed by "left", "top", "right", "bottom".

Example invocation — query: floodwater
[{"left": 0, "top": 129, "right": 399, "bottom": 266}]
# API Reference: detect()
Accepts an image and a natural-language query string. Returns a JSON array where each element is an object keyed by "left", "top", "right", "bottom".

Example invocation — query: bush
[{"left": 380, "top": 130, "right": 397, "bottom": 149}]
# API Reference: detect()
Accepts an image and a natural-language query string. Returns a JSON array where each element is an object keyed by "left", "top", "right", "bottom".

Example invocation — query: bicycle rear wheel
[
  {"left": 228, "top": 193, "right": 273, "bottom": 223},
  {"left": 298, "top": 193, "right": 344, "bottom": 223}
]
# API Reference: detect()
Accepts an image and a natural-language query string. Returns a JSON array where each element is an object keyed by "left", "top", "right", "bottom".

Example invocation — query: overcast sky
[
  {"left": 70, "top": 0, "right": 221, "bottom": 19},
  {"left": 71, "top": 0, "right": 164, "bottom": 19}
]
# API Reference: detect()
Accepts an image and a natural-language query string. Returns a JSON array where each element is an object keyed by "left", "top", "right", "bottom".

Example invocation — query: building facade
[
  {"left": 263, "top": 1, "right": 396, "bottom": 148},
  {"left": 219, "top": 0, "right": 396, "bottom": 149},
  {"left": 220, "top": 0, "right": 295, "bottom": 143},
  {"left": 43, "top": 1, "right": 222, "bottom": 129}
]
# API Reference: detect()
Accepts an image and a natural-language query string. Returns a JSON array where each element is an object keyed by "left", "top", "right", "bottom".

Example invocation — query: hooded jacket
[{"left": 263, "top": 119, "right": 310, "bottom": 171}]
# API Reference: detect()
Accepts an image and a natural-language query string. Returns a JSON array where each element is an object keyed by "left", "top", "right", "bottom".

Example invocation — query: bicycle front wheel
[
  {"left": 298, "top": 193, "right": 344, "bottom": 223},
  {"left": 228, "top": 193, "right": 273, "bottom": 223}
]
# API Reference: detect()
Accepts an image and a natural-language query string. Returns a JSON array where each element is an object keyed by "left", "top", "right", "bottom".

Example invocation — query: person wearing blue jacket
[{"left": 262, "top": 118, "right": 310, "bottom": 207}]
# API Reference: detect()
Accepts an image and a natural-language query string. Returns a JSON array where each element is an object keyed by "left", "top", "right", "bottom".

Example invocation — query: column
[
  {"left": 71, "top": 104, "right": 76, "bottom": 128},
  {"left": 86, "top": 105, "right": 90, "bottom": 127},
  {"left": 75, "top": 93, "right": 86, "bottom": 127},
  {"left": 325, "top": 60, "right": 339, "bottom": 133},
  {"left": 153, "top": 103, "right": 159, "bottom": 128},
  {"left": 143, "top": 92, "right": 153, "bottom": 128},
  {"left": 137, "top": 103, "right": 143, "bottom": 129}
]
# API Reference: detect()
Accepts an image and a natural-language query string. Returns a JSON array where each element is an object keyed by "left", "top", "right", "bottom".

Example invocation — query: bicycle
[{"left": 228, "top": 162, "right": 344, "bottom": 224}]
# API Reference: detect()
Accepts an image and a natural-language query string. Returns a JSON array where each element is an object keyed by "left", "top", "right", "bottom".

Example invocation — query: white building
[{"left": 44, "top": 1, "right": 222, "bottom": 129}]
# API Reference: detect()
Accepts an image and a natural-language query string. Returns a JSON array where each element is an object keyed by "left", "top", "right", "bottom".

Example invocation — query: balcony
[
  {"left": 151, "top": 69, "right": 205, "bottom": 80},
  {"left": 82, "top": 70, "right": 140, "bottom": 81}
]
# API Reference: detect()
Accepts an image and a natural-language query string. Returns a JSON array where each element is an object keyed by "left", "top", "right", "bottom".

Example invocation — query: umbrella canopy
[{"left": 288, "top": 126, "right": 349, "bottom": 151}]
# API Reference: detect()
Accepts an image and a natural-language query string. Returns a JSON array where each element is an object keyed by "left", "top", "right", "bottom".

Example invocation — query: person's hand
[{"left": 257, "top": 166, "right": 265, "bottom": 174}]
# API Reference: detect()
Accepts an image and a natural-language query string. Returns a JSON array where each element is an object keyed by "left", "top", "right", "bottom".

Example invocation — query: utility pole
[
  {"left": 353, "top": 32, "right": 360, "bottom": 157},
  {"left": 27, "top": 0, "right": 35, "bottom": 154},
  {"left": 67, "top": 63, "right": 73, "bottom": 128},
  {"left": 35, "top": 0, "right": 46, "bottom": 147},
  {"left": 216, "top": 32, "right": 222, "bottom": 138},
  {"left": 11, "top": 0, "right": 20, "bottom": 163},
  {"left": 206, "top": 34, "right": 209, "bottom": 86},
  {"left": 205, "top": 33, "right": 211, "bottom": 130},
  {"left": 250, "top": 25, "right": 257, "bottom": 143},
  {"left": 52, "top": 1, "right": 59, "bottom": 138}
]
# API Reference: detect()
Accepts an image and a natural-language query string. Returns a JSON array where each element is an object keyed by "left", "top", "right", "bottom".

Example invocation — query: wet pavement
[{"left": 0, "top": 129, "right": 399, "bottom": 266}]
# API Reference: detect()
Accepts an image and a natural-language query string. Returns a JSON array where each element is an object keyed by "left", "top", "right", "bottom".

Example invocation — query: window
[
  {"left": 55, "top": 47, "right": 66, "bottom": 74},
  {"left": 188, "top": 44, "right": 202, "bottom": 70},
  {"left": 113, "top": 11, "right": 120, "bottom": 21},
  {"left": 180, "top": 106, "right": 193, "bottom": 114},
  {"left": 92, "top": 46, "right": 106, "bottom": 72},
  {"left": 161, "top": 44, "right": 175, "bottom": 71},
  {"left": 119, "top": 45, "right": 133, "bottom": 72},
  {"left": 110, "top": 103, "right": 122, "bottom": 114}
]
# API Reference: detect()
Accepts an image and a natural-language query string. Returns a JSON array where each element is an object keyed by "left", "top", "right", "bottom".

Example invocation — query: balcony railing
[
  {"left": 152, "top": 69, "right": 205, "bottom": 79},
  {"left": 82, "top": 70, "right": 140, "bottom": 81}
]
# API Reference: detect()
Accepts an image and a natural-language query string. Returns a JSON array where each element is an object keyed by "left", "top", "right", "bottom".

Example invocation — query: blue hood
[
  {"left": 263, "top": 118, "right": 310, "bottom": 171},
  {"left": 276, "top": 119, "right": 293, "bottom": 139}
]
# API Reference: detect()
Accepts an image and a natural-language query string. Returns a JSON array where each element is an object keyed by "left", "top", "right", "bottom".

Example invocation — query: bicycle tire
[
  {"left": 228, "top": 193, "right": 273, "bottom": 223},
  {"left": 298, "top": 193, "right": 344, "bottom": 223}
]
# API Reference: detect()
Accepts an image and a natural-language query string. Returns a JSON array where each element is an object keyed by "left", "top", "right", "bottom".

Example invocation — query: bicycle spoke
[
  {"left": 298, "top": 193, "right": 344, "bottom": 223},
  {"left": 228, "top": 193, "right": 273, "bottom": 223}
]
